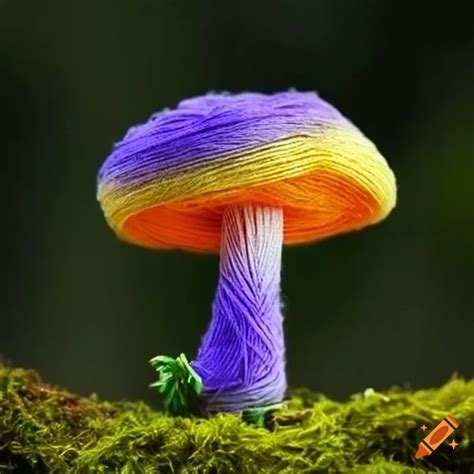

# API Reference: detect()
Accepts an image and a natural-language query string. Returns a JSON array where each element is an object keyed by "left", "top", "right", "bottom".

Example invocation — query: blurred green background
[{"left": 2, "top": 1, "right": 473, "bottom": 405}]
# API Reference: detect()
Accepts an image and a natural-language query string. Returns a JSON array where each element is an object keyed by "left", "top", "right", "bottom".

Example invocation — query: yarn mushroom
[{"left": 97, "top": 91, "right": 396, "bottom": 421}]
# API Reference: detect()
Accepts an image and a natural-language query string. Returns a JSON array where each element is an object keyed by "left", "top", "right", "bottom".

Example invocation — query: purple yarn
[
  {"left": 98, "top": 91, "right": 352, "bottom": 190},
  {"left": 192, "top": 205, "right": 286, "bottom": 412}
]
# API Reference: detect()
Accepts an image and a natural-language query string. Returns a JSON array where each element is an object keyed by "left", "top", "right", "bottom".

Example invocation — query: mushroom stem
[{"left": 192, "top": 204, "right": 287, "bottom": 413}]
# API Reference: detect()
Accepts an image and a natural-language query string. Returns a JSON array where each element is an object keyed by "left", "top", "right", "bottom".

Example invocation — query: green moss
[{"left": 0, "top": 368, "right": 472, "bottom": 473}]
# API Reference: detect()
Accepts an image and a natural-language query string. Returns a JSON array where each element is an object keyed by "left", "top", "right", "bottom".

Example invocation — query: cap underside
[{"left": 118, "top": 169, "right": 384, "bottom": 253}]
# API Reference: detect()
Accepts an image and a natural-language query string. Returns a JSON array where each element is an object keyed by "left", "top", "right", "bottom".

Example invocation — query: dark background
[{"left": 2, "top": 1, "right": 473, "bottom": 405}]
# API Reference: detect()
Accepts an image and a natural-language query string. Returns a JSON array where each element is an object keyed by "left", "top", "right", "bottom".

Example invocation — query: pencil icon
[{"left": 415, "top": 415, "right": 459, "bottom": 459}]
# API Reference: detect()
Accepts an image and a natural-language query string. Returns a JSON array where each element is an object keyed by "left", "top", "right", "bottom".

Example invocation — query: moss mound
[{"left": 0, "top": 368, "right": 473, "bottom": 473}]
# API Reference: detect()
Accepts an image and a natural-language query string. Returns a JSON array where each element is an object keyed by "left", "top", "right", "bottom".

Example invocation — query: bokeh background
[{"left": 2, "top": 1, "right": 473, "bottom": 405}]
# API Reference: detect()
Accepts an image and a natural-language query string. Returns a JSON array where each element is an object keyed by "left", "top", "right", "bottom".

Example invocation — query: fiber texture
[
  {"left": 192, "top": 205, "right": 286, "bottom": 412},
  {"left": 97, "top": 91, "right": 396, "bottom": 253},
  {"left": 1, "top": 368, "right": 473, "bottom": 473}
]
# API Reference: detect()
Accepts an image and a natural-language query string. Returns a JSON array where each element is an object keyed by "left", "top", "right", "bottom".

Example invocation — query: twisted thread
[{"left": 192, "top": 205, "right": 286, "bottom": 412}]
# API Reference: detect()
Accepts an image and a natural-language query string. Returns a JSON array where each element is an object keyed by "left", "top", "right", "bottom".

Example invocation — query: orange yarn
[{"left": 121, "top": 170, "right": 381, "bottom": 253}]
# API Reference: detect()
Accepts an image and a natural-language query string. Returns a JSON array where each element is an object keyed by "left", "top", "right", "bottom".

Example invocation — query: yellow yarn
[{"left": 99, "top": 128, "right": 396, "bottom": 242}]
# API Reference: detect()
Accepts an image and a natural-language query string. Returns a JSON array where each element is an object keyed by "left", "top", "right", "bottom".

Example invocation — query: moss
[{"left": 0, "top": 368, "right": 473, "bottom": 473}]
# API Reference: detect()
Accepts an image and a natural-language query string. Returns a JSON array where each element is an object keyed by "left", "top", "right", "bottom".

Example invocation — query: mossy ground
[{"left": 0, "top": 368, "right": 473, "bottom": 473}]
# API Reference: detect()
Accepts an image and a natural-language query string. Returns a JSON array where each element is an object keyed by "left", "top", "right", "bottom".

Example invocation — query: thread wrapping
[{"left": 192, "top": 205, "right": 286, "bottom": 412}]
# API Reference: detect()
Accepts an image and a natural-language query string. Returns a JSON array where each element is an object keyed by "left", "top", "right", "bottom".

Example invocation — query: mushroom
[{"left": 97, "top": 91, "right": 396, "bottom": 419}]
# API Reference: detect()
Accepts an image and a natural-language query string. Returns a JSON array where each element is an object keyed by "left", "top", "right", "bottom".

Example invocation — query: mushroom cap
[{"left": 97, "top": 91, "right": 396, "bottom": 253}]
